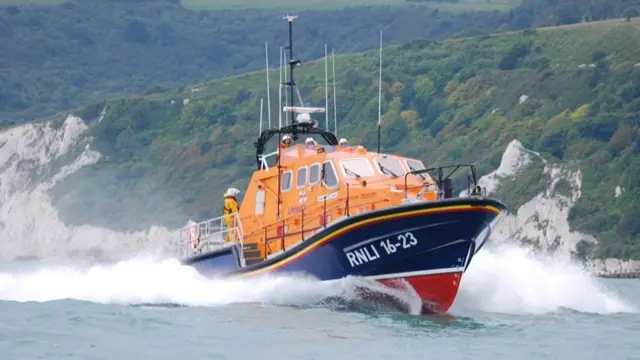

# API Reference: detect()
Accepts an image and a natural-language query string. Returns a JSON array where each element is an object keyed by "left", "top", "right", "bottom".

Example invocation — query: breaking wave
[{"left": 451, "top": 244, "right": 636, "bottom": 315}]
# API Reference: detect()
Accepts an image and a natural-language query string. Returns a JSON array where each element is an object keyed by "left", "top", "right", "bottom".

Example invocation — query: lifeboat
[{"left": 178, "top": 16, "right": 505, "bottom": 314}]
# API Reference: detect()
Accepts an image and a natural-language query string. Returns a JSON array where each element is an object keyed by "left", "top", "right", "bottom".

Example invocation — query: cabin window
[
  {"left": 340, "top": 158, "right": 374, "bottom": 178},
  {"left": 322, "top": 161, "right": 339, "bottom": 188},
  {"left": 375, "top": 157, "right": 407, "bottom": 177},
  {"left": 281, "top": 170, "right": 292, "bottom": 192},
  {"left": 309, "top": 163, "right": 321, "bottom": 186},
  {"left": 297, "top": 166, "right": 308, "bottom": 188},
  {"left": 406, "top": 159, "right": 427, "bottom": 179},
  {"left": 255, "top": 190, "right": 265, "bottom": 215}
]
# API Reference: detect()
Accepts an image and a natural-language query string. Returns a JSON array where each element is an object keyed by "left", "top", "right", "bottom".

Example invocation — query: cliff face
[
  {"left": 479, "top": 140, "right": 640, "bottom": 276},
  {"left": 0, "top": 115, "right": 177, "bottom": 261}
]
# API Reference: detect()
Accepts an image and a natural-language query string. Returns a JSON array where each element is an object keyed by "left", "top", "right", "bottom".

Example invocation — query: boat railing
[
  {"left": 258, "top": 150, "right": 278, "bottom": 170},
  {"left": 260, "top": 191, "right": 387, "bottom": 257},
  {"left": 403, "top": 164, "right": 485, "bottom": 201},
  {"left": 179, "top": 213, "right": 245, "bottom": 265}
]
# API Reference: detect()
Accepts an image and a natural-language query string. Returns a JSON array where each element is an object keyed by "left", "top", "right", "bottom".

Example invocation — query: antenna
[
  {"left": 332, "top": 47, "right": 337, "bottom": 137},
  {"left": 278, "top": 46, "right": 283, "bottom": 129},
  {"left": 324, "top": 44, "right": 329, "bottom": 131},
  {"left": 259, "top": 98, "right": 264, "bottom": 135},
  {"left": 283, "top": 50, "right": 289, "bottom": 114},
  {"left": 265, "top": 42, "right": 272, "bottom": 129},
  {"left": 283, "top": 15, "right": 300, "bottom": 125},
  {"left": 377, "top": 30, "right": 383, "bottom": 154}
]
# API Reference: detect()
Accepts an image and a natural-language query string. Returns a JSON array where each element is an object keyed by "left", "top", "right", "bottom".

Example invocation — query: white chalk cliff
[
  {"left": 0, "top": 115, "right": 177, "bottom": 260},
  {"left": 478, "top": 139, "right": 640, "bottom": 276}
]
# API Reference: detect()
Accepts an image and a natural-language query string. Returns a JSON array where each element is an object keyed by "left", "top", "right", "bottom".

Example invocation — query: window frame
[
  {"left": 296, "top": 166, "right": 309, "bottom": 189},
  {"left": 309, "top": 163, "right": 321, "bottom": 186},
  {"left": 405, "top": 158, "right": 426, "bottom": 171},
  {"left": 405, "top": 158, "right": 428, "bottom": 180},
  {"left": 339, "top": 157, "right": 375, "bottom": 179},
  {"left": 321, "top": 160, "right": 340, "bottom": 189},
  {"left": 373, "top": 156, "right": 408, "bottom": 177},
  {"left": 281, "top": 170, "right": 293, "bottom": 192}
]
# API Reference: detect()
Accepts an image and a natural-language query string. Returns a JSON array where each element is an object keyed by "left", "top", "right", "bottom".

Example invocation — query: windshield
[
  {"left": 406, "top": 159, "right": 428, "bottom": 180},
  {"left": 375, "top": 158, "right": 406, "bottom": 177},
  {"left": 341, "top": 158, "right": 374, "bottom": 178}
]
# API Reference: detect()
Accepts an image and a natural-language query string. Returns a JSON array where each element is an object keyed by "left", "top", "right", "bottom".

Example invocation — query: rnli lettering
[
  {"left": 344, "top": 232, "right": 419, "bottom": 267},
  {"left": 345, "top": 245, "right": 380, "bottom": 267}
]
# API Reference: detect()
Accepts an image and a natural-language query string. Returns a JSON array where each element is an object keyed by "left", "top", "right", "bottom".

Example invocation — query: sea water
[{"left": 0, "top": 244, "right": 638, "bottom": 360}]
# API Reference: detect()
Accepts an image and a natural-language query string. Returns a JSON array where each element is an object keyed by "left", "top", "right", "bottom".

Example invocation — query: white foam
[
  {"left": 451, "top": 244, "right": 636, "bottom": 315},
  {"left": 0, "top": 244, "right": 634, "bottom": 316},
  {"left": 0, "top": 257, "right": 422, "bottom": 313}
]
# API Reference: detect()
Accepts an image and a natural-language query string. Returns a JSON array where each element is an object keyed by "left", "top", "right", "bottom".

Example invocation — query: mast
[
  {"left": 259, "top": 98, "right": 264, "bottom": 135},
  {"left": 284, "top": 50, "right": 288, "bottom": 113},
  {"left": 332, "top": 47, "right": 337, "bottom": 136},
  {"left": 278, "top": 46, "right": 283, "bottom": 129},
  {"left": 265, "top": 42, "right": 272, "bottom": 129},
  {"left": 325, "top": 44, "right": 329, "bottom": 130},
  {"left": 377, "top": 30, "right": 383, "bottom": 154},
  {"left": 283, "top": 15, "right": 300, "bottom": 125}
]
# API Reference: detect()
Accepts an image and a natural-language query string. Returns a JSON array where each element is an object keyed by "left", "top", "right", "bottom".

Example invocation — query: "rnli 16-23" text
[{"left": 345, "top": 232, "right": 419, "bottom": 267}]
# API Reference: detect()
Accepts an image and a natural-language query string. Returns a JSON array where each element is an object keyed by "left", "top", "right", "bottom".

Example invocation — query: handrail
[
  {"left": 403, "top": 164, "right": 480, "bottom": 201},
  {"left": 259, "top": 151, "right": 278, "bottom": 170},
  {"left": 179, "top": 212, "right": 245, "bottom": 266},
  {"left": 261, "top": 195, "right": 389, "bottom": 257}
]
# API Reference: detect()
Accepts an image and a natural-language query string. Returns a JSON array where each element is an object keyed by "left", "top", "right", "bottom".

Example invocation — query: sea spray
[
  {"left": 451, "top": 244, "right": 636, "bottom": 315},
  {"left": 0, "top": 256, "right": 418, "bottom": 312},
  {"left": 0, "top": 245, "right": 634, "bottom": 316}
]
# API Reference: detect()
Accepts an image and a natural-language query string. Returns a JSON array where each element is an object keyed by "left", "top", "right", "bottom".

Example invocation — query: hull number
[{"left": 345, "top": 232, "right": 419, "bottom": 268}]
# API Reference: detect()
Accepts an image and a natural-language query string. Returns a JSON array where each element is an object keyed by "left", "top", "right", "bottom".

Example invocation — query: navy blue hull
[{"left": 183, "top": 198, "right": 503, "bottom": 282}]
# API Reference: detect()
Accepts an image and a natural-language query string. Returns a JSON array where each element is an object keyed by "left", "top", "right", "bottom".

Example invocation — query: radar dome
[{"left": 296, "top": 113, "right": 312, "bottom": 123}]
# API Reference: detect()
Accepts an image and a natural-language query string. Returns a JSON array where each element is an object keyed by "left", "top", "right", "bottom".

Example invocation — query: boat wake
[
  {"left": 0, "top": 257, "right": 422, "bottom": 313},
  {"left": 0, "top": 244, "right": 635, "bottom": 316}
]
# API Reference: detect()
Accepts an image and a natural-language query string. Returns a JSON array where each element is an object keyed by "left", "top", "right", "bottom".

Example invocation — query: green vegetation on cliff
[{"left": 53, "top": 19, "right": 640, "bottom": 259}]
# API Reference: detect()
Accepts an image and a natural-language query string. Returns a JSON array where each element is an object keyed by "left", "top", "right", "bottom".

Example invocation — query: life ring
[{"left": 188, "top": 225, "right": 201, "bottom": 249}]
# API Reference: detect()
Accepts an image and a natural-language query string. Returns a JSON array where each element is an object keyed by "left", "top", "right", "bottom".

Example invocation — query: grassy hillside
[
  {"left": 0, "top": 0, "right": 510, "bottom": 125},
  {"left": 181, "top": 0, "right": 517, "bottom": 11},
  {"left": 181, "top": 0, "right": 404, "bottom": 10},
  {"left": 0, "top": 0, "right": 518, "bottom": 10},
  {"left": 52, "top": 19, "right": 640, "bottom": 259},
  {"left": 0, "top": 0, "right": 635, "bottom": 125},
  {"left": 0, "top": 0, "right": 63, "bottom": 4}
]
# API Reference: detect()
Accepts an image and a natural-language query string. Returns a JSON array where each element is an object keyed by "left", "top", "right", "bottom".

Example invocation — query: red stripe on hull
[{"left": 377, "top": 271, "right": 463, "bottom": 313}]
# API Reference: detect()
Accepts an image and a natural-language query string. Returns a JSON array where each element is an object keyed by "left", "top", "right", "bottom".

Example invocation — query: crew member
[
  {"left": 305, "top": 137, "right": 317, "bottom": 148},
  {"left": 223, "top": 188, "right": 240, "bottom": 243},
  {"left": 337, "top": 138, "right": 349, "bottom": 150},
  {"left": 280, "top": 134, "right": 292, "bottom": 150}
]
